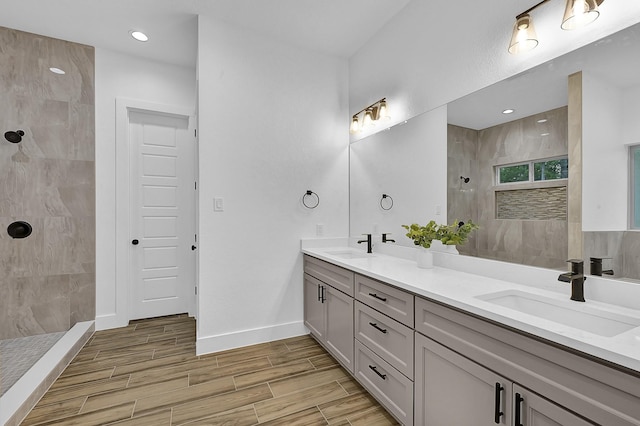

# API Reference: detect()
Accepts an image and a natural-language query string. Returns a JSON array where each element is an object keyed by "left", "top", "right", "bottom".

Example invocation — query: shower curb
[{"left": 0, "top": 321, "right": 94, "bottom": 426}]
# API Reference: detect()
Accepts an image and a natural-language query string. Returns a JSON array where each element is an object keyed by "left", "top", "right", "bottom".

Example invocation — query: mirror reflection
[{"left": 350, "top": 22, "right": 640, "bottom": 279}]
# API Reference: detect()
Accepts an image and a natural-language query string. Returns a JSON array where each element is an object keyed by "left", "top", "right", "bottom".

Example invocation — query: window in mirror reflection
[
  {"left": 498, "top": 163, "right": 529, "bottom": 184},
  {"left": 632, "top": 145, "right": 640, "bottom": 229},
  {"left": 534, "top": 158, "right": 568, "bottom": 181},
  {"left": 497, "top": 156, "right": 568, "bottom": 185}
]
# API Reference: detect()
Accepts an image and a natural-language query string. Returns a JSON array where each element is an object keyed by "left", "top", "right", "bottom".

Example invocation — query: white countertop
[{"left": 302, "top": 242, "right": 640, "bottom": 373}]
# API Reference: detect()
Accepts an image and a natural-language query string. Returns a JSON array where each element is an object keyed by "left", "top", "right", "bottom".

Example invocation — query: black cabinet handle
[
  {"left": 369, "top": 365, "right": 386, "bottom": 380},
  {"left": 131, "top": 239, "right": 139, "bottom": 245},
  {"left": 368, "top": 293, "right": 387, "bottom": 302},
  {"left": 369, "top": 322, "right": 388, "bottom": 334},
  {"left": 320, "top": 286, "right": 326, "bottom": 303},
  {"left": 515, "top": 392, "right": 524, "bottom": 426},
  {"left": 494, "top": 383, "right": 504, "bottom": 424},
  {"left": 317, "top": 284, "right": 321, "bottom": 302}
]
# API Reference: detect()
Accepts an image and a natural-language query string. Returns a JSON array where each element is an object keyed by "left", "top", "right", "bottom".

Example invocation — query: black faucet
[
  {"left": 590, "top": 257, "right": 614, "bottom": 276},
  {"left": 357, "top": 234, "right": 373, "bottom": 253},
  {"left": 382, "top": 233, "right": 395, "bottom": 243},
  {"left": 558, "top": 259, "right": 586, "bottom": 302}
]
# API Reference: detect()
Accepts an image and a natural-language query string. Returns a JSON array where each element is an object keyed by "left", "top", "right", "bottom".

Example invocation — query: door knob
[
  {"left": 191, "top": 245, "right": 197, "bottom": 250},
  {"left": 132, "top": 239, "right": 139, "bottom": 245}
]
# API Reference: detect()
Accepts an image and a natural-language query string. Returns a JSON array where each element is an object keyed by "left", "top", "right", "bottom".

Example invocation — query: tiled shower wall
[
  {"left": 583, "top": 231, "right": 640, "bottom": 281},
  {"left": 448, "top": 106, "right": 568, "bottom": 269},
  {"left": 0, "top": 27, "right": 95, "bottom": 339}
]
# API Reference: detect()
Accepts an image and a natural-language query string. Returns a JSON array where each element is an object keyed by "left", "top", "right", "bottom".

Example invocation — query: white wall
[
  {"left": 622, "top": 85, "right": 640, "bottom": 145},
  {"left": 95, "top": 48, "right": 196, "bottom": 329},
  {"left": 197, "top": 16, "right": 349, "bottom": 353},
  {"left": 349, "top": 0, "right": 640, "bottom": 142},
  {"left": 350, "top": 106, "right": 448, "bottom": 244},
  {"left": 582, "top": 72, "right": 627, "bottom": 231}
]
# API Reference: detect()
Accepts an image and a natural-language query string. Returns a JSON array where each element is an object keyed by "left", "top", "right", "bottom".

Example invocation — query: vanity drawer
[
  {"left": 304, "top": 255, "right": 354, "bottom": 296},
  {"left": 355, "top": 274, "right": 414, "bottom": 327},
  {"left": 355, "top": 301, "right": 413, "bottom": 378},
  {"left": 355, "top": 339, "right": 413, "bottom": 426}
]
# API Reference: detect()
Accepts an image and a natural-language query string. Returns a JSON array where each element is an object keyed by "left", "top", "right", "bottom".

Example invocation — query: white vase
[
  {"left": 429, "top": 239, "right": 459, "bottom": 255},
  {"left": 416, "top": 247, "right": 434, "bottom": 269}
]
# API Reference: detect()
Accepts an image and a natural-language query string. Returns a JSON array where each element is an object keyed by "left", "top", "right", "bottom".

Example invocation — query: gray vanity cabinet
[
  {"left": 415, "top": 332, "right": 592, "bottom": 425},
  {"left": 415, "top": 296, "right": 640, "bottom": 426},
  {"left": 513, "top": 385, "right": 592, "bottom": 426},
  {"left": 303, "top": 256, "right": 355, "bottom": 373},
  {"left": 415, "top": 332, "right": 513, "bottom": 425}
]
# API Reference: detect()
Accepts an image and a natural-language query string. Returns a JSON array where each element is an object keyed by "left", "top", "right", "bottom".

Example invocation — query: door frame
[{"left": 115, "top": 98, "right": 197, "bottom": 326}]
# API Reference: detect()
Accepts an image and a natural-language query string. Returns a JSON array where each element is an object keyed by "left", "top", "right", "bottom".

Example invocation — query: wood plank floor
[{"left": 21, "top": 315, "right": 398, "bottom": 425}]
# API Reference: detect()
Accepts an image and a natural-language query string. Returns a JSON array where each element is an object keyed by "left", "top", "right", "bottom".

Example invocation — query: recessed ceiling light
[
  {"left": 130, "top": 31, "right": 149, "bottom": 42},
  {"left": 49, "top": 67, "right": 65, "bottom": 75},
  {"left": 537, "top": 118, "right": 548, "bottom": 123},
  {"left": 502, "top": 109, "right": 515, "bottom": 114}
]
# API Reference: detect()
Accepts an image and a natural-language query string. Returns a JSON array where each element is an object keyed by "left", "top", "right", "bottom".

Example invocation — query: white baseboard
[
  {"left": 1, "top": 321, "right": 94, "bottom": 426},
  {"left": 95, "top": 313, "right": 128, "bottom": 331},
  {"left": 196, "top": 321, "right": 307, "bottom": 356}
]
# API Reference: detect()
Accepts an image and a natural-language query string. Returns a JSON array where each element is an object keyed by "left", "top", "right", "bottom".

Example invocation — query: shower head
[
  {"left": 460, "top": 176, "right": 470, "bottom": 183},
  {"left": 4, "top": 130, "right": 25, "bottom": 143}
]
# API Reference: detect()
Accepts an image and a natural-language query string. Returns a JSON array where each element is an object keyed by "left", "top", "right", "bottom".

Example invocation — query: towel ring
[
  {"left": 302, "top": 190, "right": 320, "bottom": 209},
  {"left": 380, "top": 194, "right": 393, "bottom": 210}
]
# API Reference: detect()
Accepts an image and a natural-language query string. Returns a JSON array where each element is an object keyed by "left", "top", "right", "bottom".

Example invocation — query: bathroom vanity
[{"left": 302, "top": 244, "right": 640, "bottom": 426}]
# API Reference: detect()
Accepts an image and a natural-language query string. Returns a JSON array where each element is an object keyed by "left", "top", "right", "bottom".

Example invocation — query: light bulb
[
  {"left": 378, "top": 100, "right": 390, "bottom": 120},
  {"left": 561, "top": 0, "right": 600, "bottom": 30},
  {"left": 350, "top": 116, "right": 360, "bottom": 134}
]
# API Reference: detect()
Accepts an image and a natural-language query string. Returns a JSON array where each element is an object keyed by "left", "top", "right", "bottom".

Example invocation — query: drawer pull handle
[
  {"left": 514, "top": 392, "right": 524, "bottom": 426},
  {"left": 369, "top": 322, "right": 388, "bottom": 334},
  {"left": 494, "top": 382, "right": 504, "bottom": 424},
  {"left": 369, "top": 365, "right": 386, "bottom": 380},
  {"left": 368, "top": 293, "right": 387, "bottom": 302},
  {"left": 317, "top": 284, "right": 321, "bottom": 302},
  {"left": 320, "top": 286, "right": 326, "bottom": 303}
]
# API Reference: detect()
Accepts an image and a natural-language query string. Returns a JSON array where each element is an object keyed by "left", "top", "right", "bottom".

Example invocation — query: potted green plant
[
  {"left": 402, "top": 220, "right": 479, "bottom": 268},
  {"left": 436, "top": 220, "right": 479, "bottom": 248}
]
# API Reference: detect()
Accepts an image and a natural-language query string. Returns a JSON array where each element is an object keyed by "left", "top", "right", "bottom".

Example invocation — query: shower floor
[{"left": 0, "top": 332, "right": 65, "bottom": 396}]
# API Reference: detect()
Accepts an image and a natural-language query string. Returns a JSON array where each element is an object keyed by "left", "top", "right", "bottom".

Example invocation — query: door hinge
[
  {"left": 194, "top": 129, "right": 197, "bottom": 137},
  {"left": 194, "top": 181, "right": 197, "bottom": 190},
  {"left": 194, "top": 234, "right": 198, "bottom": 242},
  {"left": 195, "top": 286, "right": 198, "bottom": 295}
]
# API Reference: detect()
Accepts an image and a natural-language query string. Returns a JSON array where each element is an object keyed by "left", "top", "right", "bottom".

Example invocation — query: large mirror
[{"left": 350, "top": 22, "right": 640, "bottom": 278}]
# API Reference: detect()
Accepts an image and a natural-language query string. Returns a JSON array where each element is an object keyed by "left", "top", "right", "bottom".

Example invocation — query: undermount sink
[
  {"left": 325, "top": 250, "right": 373, "bottom": 259},
  {"left": 477, "top": 290, "right": 640, "bottom": 337}
]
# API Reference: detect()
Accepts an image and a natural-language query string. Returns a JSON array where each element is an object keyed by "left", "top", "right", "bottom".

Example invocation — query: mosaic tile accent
[
  {"left": 496, "top": 187, "right": 567, "bottom": 220},
  {"left": 0, "top": 332, "right": 64, "bottom": 396}
]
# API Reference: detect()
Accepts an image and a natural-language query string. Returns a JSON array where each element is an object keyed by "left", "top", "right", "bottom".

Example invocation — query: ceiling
[
  {"left": 448, "top": 21, "right": 640, "bottom": 130},
  {"left": 0, "top": 0, "right": 412, "bottom": 68}
]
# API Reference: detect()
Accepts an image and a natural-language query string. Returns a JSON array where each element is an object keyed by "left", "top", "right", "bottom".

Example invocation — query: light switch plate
[{"left": 214, "top": 198, "right": 224, "bottom": 212}]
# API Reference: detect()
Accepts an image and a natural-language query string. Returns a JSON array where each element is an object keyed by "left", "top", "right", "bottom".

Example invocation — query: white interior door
[{"left": 129, "top": 110, "right": 196, "bottom": 320}]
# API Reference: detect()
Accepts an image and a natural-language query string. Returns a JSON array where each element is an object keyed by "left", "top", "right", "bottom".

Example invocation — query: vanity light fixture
[
  {"left": 508, "top": 0, "right": 550, "bottom": 54},
  {"left": 130, "top": 30, "right": 149, "bottom": 42},
  {"left": 509, "top": 0, "right": 604, "bottom": 54},
  {"left": 349, "top": 98, "right": 390, "bottom": 134},
  {"left": 561, "top": 0, "right": 603, "bottom": 30}
]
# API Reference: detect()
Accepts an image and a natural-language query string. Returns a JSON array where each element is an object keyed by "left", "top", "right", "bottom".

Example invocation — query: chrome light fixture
[
  {"left": 349, "top": 98, "right": 390, "bottom": 134},
  {"left": 561, "top": 0, "right": 603, "bottom": 30}
]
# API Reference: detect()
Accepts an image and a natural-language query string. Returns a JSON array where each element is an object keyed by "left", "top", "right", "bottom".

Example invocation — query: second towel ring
[
  {"left": 380, "top": 194, "right": 393, "bottom": 210},
  {"left": 303, "top": 190, "right": 320, "bottom": 209}
]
